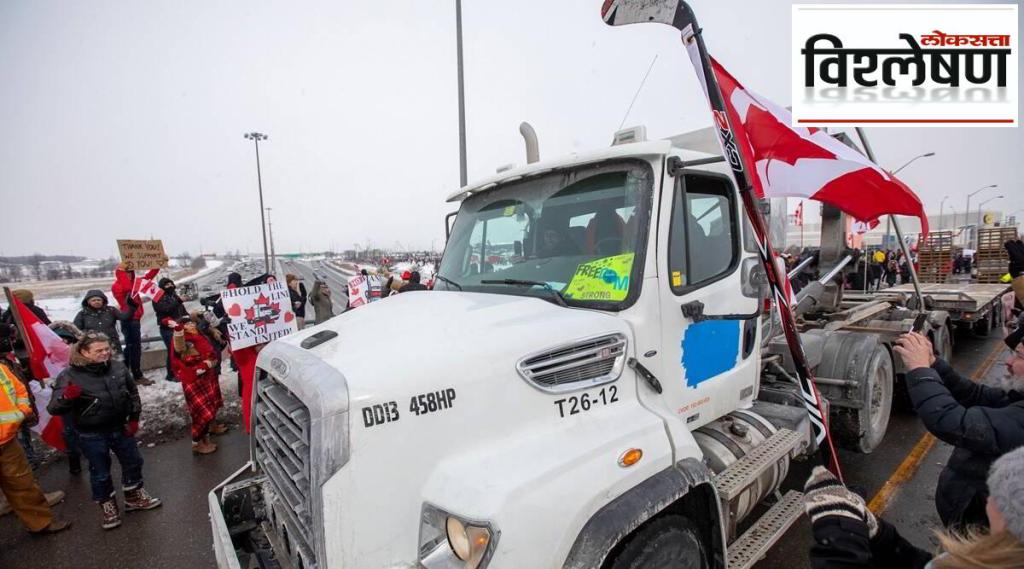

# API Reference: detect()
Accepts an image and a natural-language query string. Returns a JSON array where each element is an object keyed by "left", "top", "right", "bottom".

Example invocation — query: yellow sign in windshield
[{"left": 563, "top": 253, "right": 635, "bottom": 302}]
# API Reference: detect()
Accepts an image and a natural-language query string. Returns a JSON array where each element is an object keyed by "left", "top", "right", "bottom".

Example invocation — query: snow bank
[{"left": 136, "top": 367, "right": 243, "bottom": 442}]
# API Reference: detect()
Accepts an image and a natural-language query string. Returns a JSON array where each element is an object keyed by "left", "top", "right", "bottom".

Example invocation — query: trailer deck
[{"left": 844, "top": 282, "right": 1010, "bottom": 328}]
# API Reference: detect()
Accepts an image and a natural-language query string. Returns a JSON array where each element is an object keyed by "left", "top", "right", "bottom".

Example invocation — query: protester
[
  {"left": 894, "top": 332, "right": 1024, "bottom": 530},
  {"left": 48, "top": 333, "right": 161, "bottom": 530},
  {"left": 0, "top": 320, "right": 43, "bottom": 471},
  {"left": 49, "top": 321, "right": 84, "bottom": 474},
  {"left": 169, "top": 315, "right": 225, "bottom": 454},
  {"left": 111, "top": 265, "right": 159, "bottom": 383},
  {"left": 153, "top": 278, "right": 188, "bottom": 382},
  {"left": 72, "top": 290, "right": 151, "bottom": 386},
  {"left": 1007, "top": 239, "right": 1024, "bottom": 306},
  {"left": 1, "top": 289, "right": 50, "bottom": 328},
  {"left": 804, "top": 446, "right": 1024, "bottom": 568},
  {"left": 286, "top": 274, "right": 308, "bottom": 329},
  {"left": 0, "top": 358, "right": 70, "bottom": 535},
  {"left": 309, "top": 280, "right": 334, "bottom": 325},
  {"left": 398, "top": 271, "right": 428, "bottom": 293}
]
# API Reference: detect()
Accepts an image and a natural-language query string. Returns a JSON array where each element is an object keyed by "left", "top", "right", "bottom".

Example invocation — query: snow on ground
[{"left": 136, "top": 366, "right": 243, "bottom": 443}]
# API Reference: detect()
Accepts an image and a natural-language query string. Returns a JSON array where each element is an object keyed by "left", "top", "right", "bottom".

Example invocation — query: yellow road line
[{"left": 867, "top": 339, "right": 1005, "bottom": 515}]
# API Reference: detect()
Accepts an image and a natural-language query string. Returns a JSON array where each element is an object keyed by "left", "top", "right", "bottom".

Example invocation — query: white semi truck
[{"left": 209, "top": 127, "right": 952, "bottom": 569}]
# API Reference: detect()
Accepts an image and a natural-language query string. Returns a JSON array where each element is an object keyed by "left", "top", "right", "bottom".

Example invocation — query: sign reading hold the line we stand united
[{"left": 221, "top": 281, "right": 298, "bottom": 350}]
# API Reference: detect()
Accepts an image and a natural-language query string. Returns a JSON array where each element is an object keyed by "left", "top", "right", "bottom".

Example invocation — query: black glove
[
  {"left": 125, "top": 295, "right": 138, "bottom": 310},
  {"left": 803, "top": 466, "right": 878, "bottom": 537},
  {"left": 1006, "top": 239, "right": 1024, "bottom": 278}
]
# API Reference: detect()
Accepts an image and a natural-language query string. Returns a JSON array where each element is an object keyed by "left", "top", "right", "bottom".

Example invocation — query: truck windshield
[{"left": 436, "top": 160, "right": 653, "bottom": 309}]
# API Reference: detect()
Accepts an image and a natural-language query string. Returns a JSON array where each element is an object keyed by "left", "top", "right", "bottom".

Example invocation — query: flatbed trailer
[{"left": 844, "top": 282, "right": 1011, "bottom": 336}]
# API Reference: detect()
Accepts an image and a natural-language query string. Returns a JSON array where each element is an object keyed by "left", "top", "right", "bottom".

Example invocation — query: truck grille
[
  {"left": 254, "top": 370, "right": 317, "bottom": 569},
  {"left": 517, "top": 333, "right": 627, "bottom": 392}
]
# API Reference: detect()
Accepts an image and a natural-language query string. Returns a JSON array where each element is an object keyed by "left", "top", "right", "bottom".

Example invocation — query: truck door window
[{"left": 668, "top": 173, "right": 739, "bottom": 293}]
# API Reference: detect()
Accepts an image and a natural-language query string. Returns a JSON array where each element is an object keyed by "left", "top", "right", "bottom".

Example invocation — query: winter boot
[
  {"left": 135, "top": 376, "right": 155, "bottom": 387},
  {"left": 124, "top": 486, "right": 162, "bottom": 511},
  {"left": 44, "top": 491, "right": 66, "bottom": 507},
  {"left": 208, "top": 422, "right": 229, "bottom": 435},
  {"left": 100, "top": 499, "right": 122, "bottom": 530},
  {"left": 192, "top": 437, "right": 217, "bottom": 454},
  {"left": 68, "top": 455, "right": 82, "bottom": 475}
]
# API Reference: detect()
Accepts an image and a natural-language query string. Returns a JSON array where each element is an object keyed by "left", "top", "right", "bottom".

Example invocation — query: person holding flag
[
  {"left": 48, "top": 333, "right": 161, "bottom": 530},
  {"left": 0, "top": 358, "right": 71, "bottom": 535},
  {"left": 111, "top": 265, "right": 159, "bottom": 385}
]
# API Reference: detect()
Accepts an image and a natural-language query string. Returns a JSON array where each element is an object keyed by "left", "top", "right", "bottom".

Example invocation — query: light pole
[
  {"left": 455, "top": 0, "right": 467, "bottom": 188},
  {"left": 962, "top": 184, "right": 998, "bottom": 244},
  {"left": 976, "top": 195, "right": 1004, "bottom": 230},
  {"left": 266, "top": 207, "right": 277, "bottom": 274},
  {"left": 938, "top": 195, "right": 950, "bottom": 230},
  {"left": 883, "top": 151, "right": 935, "bottom": 249},
  {"left": 244, "top": 132, "right": 270, "bottom": 272}
]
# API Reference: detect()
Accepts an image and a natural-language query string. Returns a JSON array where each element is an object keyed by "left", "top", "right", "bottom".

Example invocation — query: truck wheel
[
  {"left": 608, "top": 515, "right": 708, "bottom": 569},
  {"left": 817, "top": 334, "right": 894, "bottom": 454},
  {"left": 933, "top": 324, "right": 953, "bottom": 363}
]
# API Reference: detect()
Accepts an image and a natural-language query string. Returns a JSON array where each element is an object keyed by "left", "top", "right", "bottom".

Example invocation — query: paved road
[
  {"left": 0, "top": 320, "right": 1006, "bottom": 568},
  {"left": 278, "top": 258, "right": 350, "bottom": 320}
]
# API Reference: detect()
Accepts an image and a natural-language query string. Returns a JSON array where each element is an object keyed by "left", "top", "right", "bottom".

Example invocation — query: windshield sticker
[
  {"left": 502, "top": 205, "right": 517, "bottom": 216},
  {"left": 563, "top": 253, "right": 634, "bottom": 302}
]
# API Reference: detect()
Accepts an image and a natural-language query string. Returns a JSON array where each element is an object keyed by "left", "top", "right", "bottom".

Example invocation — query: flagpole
[
  {"left": 681, "top": 25, "right": 842, "bottom": 479},
  {"left": 854, "top": 128, "right": 925, "bottom": 308}
]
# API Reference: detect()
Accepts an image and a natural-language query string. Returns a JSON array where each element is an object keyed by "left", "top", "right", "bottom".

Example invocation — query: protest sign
[
  {"left": 117, "top": 239, "right": 169, "bottom": 270},
  {"left": 348, "top": 275, "right": 369, "bottom": 308},
  {"left": 221, "top": 281, "right": 298, "bottom": 350}
]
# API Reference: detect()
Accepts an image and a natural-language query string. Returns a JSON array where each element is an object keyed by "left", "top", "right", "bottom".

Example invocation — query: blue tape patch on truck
[{"left": 681, "top": 320, "right": 740, "bottom": 388}]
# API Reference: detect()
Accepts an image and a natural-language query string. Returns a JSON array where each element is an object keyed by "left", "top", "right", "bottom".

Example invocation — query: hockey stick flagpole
[{"left": 602, "top": 0, "right": 843, "bottom": 478}]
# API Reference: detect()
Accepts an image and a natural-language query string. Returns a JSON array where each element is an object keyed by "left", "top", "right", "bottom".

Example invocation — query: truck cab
[{"left": 210, "top": 133, "right": 908, "bottom": 569}]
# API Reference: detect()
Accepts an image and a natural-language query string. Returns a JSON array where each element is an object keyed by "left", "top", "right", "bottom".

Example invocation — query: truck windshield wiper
[
  {"left": 480, "top": 279, "right": 568, "bottom": 307},
  {"left": 434, "top": 274, "right": 463, "bottom": 291}
]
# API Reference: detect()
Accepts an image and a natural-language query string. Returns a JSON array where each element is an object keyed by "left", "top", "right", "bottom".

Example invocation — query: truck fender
[{"left": 561, "top": 457, "right": 724, "bottom": 569}]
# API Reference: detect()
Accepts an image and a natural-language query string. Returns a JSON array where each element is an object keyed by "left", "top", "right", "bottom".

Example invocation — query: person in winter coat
[
  {"left": 48, "top": 333, "right": 161, "bottom": 530},
  {"left": 0, "top": 359, "right": 71, "bottom": 535},
  {"left": 72, "top": 291, "right": 154, "bottom": 385},
  {"left": 286, "top": 274, "right": 308, "bottom": 329},
  {"left": 111, "top": 265, "right": 159, "bottom": 382},
  {"left": 894, "top": 331, "right": 1024, "bottom": 530},
  {"left": 169, "top": 315, "right": 225, "bottom": 454},
  {"left": 49, "top": 321, "right": 84, "bottom": 474},
  {"left": 152, "top": 278, "right": 188, "bottom": 382},
  {"left": 398, "top": 271, "right": 428, "bottom": 293},
  {"left": 309, "top": 280, "right": 334, "bottom": 325},
  {"left": 804, "top": 447, "right": 1024, "bottom": 569}
]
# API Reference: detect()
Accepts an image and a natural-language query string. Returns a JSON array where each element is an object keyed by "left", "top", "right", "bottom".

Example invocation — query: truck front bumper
[{"left": 209, "top": 462, "right": 266, "bottom": 569}]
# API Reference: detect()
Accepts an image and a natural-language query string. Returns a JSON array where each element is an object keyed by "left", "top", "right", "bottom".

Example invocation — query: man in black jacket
[
  {"left": 398, "top": 271, "right": 428, "bottom": 293},
  {"left": 894, "top": 331, "right": 1024, "bottom": 530},
  {"left": 48, "top": 333, "right": 161, "bottom": 530},
  {"left": 152, "top": 278, "right": 188, "bottom": 381}
]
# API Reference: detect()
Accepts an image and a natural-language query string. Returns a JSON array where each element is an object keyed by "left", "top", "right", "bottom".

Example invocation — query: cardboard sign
[
  {"left": 348, "top": 275, "right": 368, "bottom": 308},
  {"left": 117, "top": 239, "right": 168, "bottom": 270},
  {"left": 221, "top": 282, "right": 298, "bottom": 350}
]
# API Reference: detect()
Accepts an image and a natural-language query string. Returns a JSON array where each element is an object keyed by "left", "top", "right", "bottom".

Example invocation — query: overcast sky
[{"left": 1, "top": 0, "right": 1020, "bottom": 259}]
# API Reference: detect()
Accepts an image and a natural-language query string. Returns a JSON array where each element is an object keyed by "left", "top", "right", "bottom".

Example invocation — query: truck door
[{"left": 654, "top": 170, "right": 761, "bottom": 430}]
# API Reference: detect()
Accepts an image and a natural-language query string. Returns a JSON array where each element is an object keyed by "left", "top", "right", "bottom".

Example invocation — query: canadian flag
[
  {"left": 794, "top": 201, "right": 804, "bottom": 227},
  {"left": 684, "top": 46, "right": 929, "bottom": 237},
  {"left": 852, "top": 218, "right": 881, "bottom": 235},
  {"left": 132, "top": 275, "right": 164, "bottom": 302},
  {"left": 9, "top": 294, "right": 67, "bottom": 451}
]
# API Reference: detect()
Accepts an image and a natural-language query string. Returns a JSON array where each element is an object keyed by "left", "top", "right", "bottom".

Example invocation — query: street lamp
[
  {"left": 938, "top": 195, "right": 950, "bottom": 230},
  {"left": 962, "top": 184, "right": 995, "bottom": 242},
  {"left": 244, "top": 132, "right": 271, "bottom": 273},
  {"left": 884, "top": 151, "right": 935, "bottom": 249},
  {"left": 977, "top": 195, "right": 1004, "bottom": 227}
]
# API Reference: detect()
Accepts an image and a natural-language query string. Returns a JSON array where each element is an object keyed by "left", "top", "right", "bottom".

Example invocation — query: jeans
[
  {"left": 78, "top": 431, "right": 144, "bottom": 502},
  {"left": 62, "top": 417, "right": 80, "bottom": 461},
  {"left": 122, "top": 319, "right": 143, "bottom": 378},
  {"left": 159, "top": 327, "right": 174, "bottom": 378}
]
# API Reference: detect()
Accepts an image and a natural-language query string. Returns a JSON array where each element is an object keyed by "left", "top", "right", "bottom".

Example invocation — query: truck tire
[
  {"left": 608, "top": 515, "right": 708, "bottom": 569},
  {"left": 816, "top": 333, "right": 894, "bottom": 454},
  {"left": 933, "top": 323, "right": 953, "bottom": 364}
]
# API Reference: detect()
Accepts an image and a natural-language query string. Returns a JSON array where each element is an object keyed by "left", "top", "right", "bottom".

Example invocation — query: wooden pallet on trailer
[
  {"left": 975, "top": 227, "right": 1018, "bottom": 283},
  {"left": 917, "top": 231, "right": 954, "bottom": 284}
]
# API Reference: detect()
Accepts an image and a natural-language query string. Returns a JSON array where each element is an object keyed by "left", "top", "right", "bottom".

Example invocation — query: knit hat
[
  {"left": 11, "top": 289, "right": 33, "bottom": 303},
  {"left": 987, "top": 446, "right": 1024, "bottom": 542}
]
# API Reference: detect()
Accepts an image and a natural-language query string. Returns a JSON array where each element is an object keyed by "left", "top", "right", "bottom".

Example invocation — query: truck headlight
[{"left": 419, "top": 503, "right": 498, "bottom": 569}]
